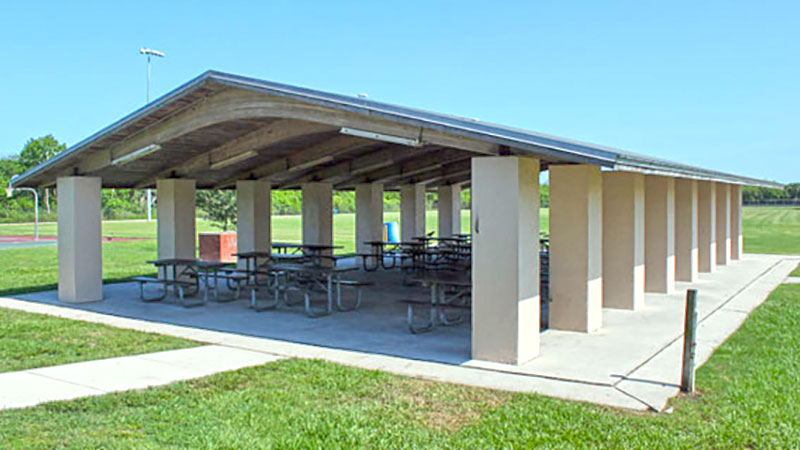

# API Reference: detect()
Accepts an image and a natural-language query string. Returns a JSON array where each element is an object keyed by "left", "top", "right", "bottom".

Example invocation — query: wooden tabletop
[
  {"left": 146, "top": 258, "right": 197, "bottom": 266},
  {"left": 233, "top": 251, "right": 272, "bottom": 258}
]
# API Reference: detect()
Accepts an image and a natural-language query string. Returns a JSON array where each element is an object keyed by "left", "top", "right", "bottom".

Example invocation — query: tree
[
  {"left": 196, "top": 190, "right": 237, "bottom": 231},
  {"left": 18, "top": 135, "right": 67, "bottom": 214}
]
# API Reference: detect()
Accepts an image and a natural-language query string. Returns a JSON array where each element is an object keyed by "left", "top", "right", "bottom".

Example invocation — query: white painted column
[
  {"left": 472, "top": 156, "right": 540, "bottom": 364},
  {"left": 730, "top": 184, "right": 743, "bottom": 260},
  {"left": 697, "top": 181, "right": 717, "bottom": 272},
  {"left": 437, "top": 184, "right": 461, "bottom": 237},
  {"left": 157, "top": 179, "right": 197, "bottom": 263},
  {"left": 550, "top": 165, "right": 603, "bottom": 332},
  {"left": 400, "top": 183, "right": 425, "bottom": 242},
  {"left": 236, "top": 180, "right": 271, "bottom": 269},
  {"left": 716, "top": 183, "right": 731, "bottom": 265},
  {"left": 645, "top": 176, "right": 676, "bottom": 294},
  {"left": 57, "top": 176, "right": 102, "bottom": 303},
  {"left": 355, "top": 183, "right": 384, "bottom": 254},
  {"left": 674, "top": 178, "right": 699, "bottom": 282},
  {"left": 602, "top": 172, "right": 645, "bottom": 310},
  {"left": 302, "top": 182, "right": 333, "bottom": 247}
]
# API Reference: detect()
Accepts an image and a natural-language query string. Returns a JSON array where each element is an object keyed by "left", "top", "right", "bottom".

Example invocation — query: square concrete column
[
  {"left": 550, "top": 165, "right": 603, "bottom": 332},
  {"left": 355, "top": 183, "right": 384, "bottom": 254},
  {"left": 472, "top": 156, "right": 540, "bottom": 364},
  {"left": 645, "top": 176, "right": 676, "bottom": 294},
  {"left": 730, "top": 184, "right": 743, "bottom": 260},
  {"left": 302, "top": 182, "right": 333, "bottom": 247},
  {"left": 437, "top": 184, "right": 462, "bottom": 237},
  {"left": 674, "top": 178, "right": 699, "bottom": 282},
  {"left": 697, "top": 181, "right": 717, "bottom": 272},
  {"left": 236, "top": 180, "right": 271, "bottom": 269},
  {"left": 716, "top": 183, "right": 731, "bottom": 265},
  {"left": 57, "top": 176, "right": 102, "bottom": 303},
  {"left": 602, "top": 172, "right": 645, "bottom": 310},
  {"left": 157, "top": 179, "right": 196, "bottom": 262},
  {"left": 400, "top": 183, "right": 425, "bottom": 242}
]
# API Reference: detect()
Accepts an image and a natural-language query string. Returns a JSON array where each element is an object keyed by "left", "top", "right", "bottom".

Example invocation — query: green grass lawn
[
  {"left": 743, "top": 207, "right": 800, "bottom": 255},
  {"left": 792, "top": 263, "right": 800, "bottom": 277},
  {"left": 0, "top": 307, "right": 197, "bottom": 374},
  {"left": 1, "top": 283, "right": 798, "bottom": 447}
]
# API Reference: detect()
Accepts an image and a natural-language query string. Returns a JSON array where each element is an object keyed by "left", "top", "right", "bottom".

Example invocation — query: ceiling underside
[{"left": 11, "top": 71, "right": 781, "bottom": 190}]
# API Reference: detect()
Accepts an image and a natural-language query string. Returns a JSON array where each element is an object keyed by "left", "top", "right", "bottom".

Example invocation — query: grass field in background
[
  {"left": 0, "top": 307, "right": 197, "bottom": 374},
  {"left": 1, "top": 284, "right": 798, "bottom": 447},
  {"left": 0, "top": 209, "right": 552, "bottom": 254},
  {"left": 742, "top": 207, "right": 800, "bottom": 255}
]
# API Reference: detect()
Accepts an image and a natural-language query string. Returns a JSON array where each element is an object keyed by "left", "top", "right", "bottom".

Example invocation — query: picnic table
[
  {"left": 266, "top": 262, "right": 358, "bottom": 317},
  {"left": 271, "top": 242, "right": 303, "bottom": 254},
  {"left": 359, "top": 240, "right": 404, "bottom": 270},
  {"left": 403, "top": 271, "right": 471, "bottom": 333},
  {"left": 138, "top": 258, "right": 246, "bottom": 306},
  {"left": 136, "top": 258, "right": 202, "bottom": 306}
]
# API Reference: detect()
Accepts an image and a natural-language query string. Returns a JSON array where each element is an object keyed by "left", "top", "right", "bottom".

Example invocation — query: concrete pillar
[
  {"left": 471, "top": 156, "right": 540, "bottom": 364},
  {"left": 437, "top": 184, "right": 462, "bottom": 237},
  {"left": 302, "top": 182, "right": 333, "bottom": 246},
  {"left": 157, "top": 179, "right": 196, "bottom": 261},
  {"left": 730, "top": 184, "right": 743, "bottom": 260},
  {"left": 645, "top": 176, "right": 675, "bottom": 294},
  {"left": 400, "top": 183, "right": 425, "bottom": 242},
  {"left": 602, "top": 172, "right": 645, "bottom": 310},
  {"left": 550, "top": 165, "right": 603, "bottom": 332},
  {"left": 355, "top": 183, "right": 384, "bottom": 254},
  {"left": 716, "top": 183, "right": 731, "bottom": 265},
  {"left": 674, "top": 178, "right": 699, "bottom": 282},
  {"left": 697, "top": 181, "right": 717, "bottom": 272},
  {"left": 57, "top": 176, "right": 102, "bottom": 303},
  {"left": 236, "top": 180, "right": 271, "bottom": 269}
]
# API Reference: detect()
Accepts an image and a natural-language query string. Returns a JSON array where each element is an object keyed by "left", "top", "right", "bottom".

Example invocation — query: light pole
[
  {"left": 139, "top": 47, "right": 165, "bottom": 222},
  {"left": 6, "top": 178, "right": 39, "bottom": 240}
]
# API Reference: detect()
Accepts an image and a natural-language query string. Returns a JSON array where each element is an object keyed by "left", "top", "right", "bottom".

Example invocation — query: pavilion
[{"left": 10, "top": 71, "right": 780, "bottom": 366}]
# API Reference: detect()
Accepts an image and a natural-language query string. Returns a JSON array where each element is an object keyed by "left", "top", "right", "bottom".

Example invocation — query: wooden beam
[
  {"left": 133, "top": 120, "right": 332, "bottom": 188},
  {"left": 276, "top": 144, "right": 433, "bottom": 189},
  {"left": 212, "top": 135, "right": 373, "bottom": 189},
  {"left": 387, "top": 159, "right": 471, "bottom": 187},
  {"left": 334, "top": 148, "right": 465, "bottom": 188}
]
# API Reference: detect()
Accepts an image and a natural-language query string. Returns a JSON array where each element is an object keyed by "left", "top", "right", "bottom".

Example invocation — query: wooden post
[{"left": 681, "top": 289, "right": 699, "bottom": 393}]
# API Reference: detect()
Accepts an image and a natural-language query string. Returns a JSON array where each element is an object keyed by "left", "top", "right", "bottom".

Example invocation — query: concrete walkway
[
  {"left": 0, "top": 345, "right": 279, "bottom": 410},
  {"left": 1, "top": 254, "right": 797, "bottom": 412}
]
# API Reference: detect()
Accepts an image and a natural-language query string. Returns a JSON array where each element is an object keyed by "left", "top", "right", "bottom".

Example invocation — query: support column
[
  {"left": 157, "top": 179, "right": 196, "bottom": 263},
  {"left": 550, "top": 165, "right": 603, "bottom": 332},
  {"left": 716, "top": 183, "right": 731, "bottom": 265},
  {"left": 437, "top": 184, "right": 461, "bottom": 237},
  {"left": 645, "top": 176, "right": 676, "bottom": 294},
  {"left": 730, "top": 184, "right": 743, "bottom": 260},
  {"left": 675, "top": 178, "right": 699, "bottom": 282},
  {"left": 472, "top": 156, "right": 540, "bottom": 364},
  {"left": 697, "top": 181, "right": 716, "bottom": 272},
  {"left": 355, "top": 183, "right": 384, "bottom": 254},
  {"left": 236, "top": 180, "right": 271, "bottom": 269},
  {"left": 57, "top": 176, "right": 102, "bottom": 303},
  {"left": 302, "top": 182, "right": 333, "bottom": 247},
  {"left": 400, "top": 183, "right": 425, "bottom": 242},
  {"left": 602, "top": 172, "right": 645, "bottom": 310}
]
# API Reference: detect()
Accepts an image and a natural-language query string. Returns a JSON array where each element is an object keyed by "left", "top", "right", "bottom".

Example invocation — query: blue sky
[{"left": 1, "top": 1, "right": 797, "bottom": 182}]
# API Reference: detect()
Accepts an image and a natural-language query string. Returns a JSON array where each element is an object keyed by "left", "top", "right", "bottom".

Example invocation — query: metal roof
[{"left": 10, "top": 70, "right": 782, "bottom": 189}]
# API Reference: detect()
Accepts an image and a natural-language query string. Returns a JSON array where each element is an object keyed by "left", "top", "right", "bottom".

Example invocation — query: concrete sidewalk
[{"left": 0, "top": 345, "right": 280, "bottom": 410}]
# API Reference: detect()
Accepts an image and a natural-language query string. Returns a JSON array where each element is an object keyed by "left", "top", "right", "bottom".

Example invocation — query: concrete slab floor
[{"left": 2, "top": 253, "right": 797, "bottom": 412}]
